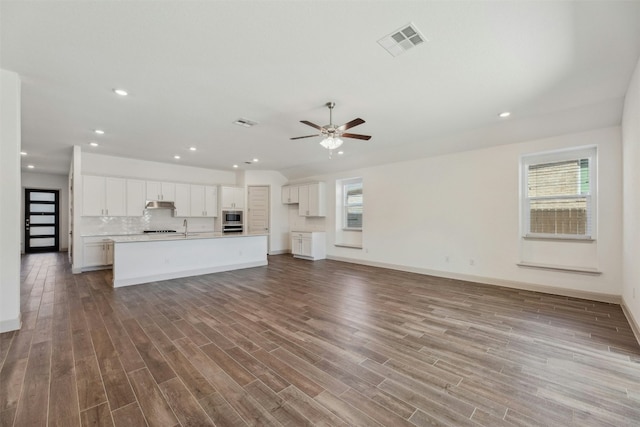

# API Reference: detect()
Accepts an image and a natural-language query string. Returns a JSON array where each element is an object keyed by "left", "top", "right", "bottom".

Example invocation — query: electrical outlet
[
  {"left": 445, "top": 256, "right": 450, "bottom": 263},
  {"left": 469, "top": 259, "right": 475, "bottom": 266}
]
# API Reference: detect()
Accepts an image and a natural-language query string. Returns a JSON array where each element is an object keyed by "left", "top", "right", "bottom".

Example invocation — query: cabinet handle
[{"left": 106, "top": 209, "right": 108, "bottom": 215}]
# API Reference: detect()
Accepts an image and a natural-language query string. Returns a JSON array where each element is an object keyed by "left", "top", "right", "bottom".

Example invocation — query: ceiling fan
[{"left": 291, "top": 102, "right": 371, "bottom": 151}]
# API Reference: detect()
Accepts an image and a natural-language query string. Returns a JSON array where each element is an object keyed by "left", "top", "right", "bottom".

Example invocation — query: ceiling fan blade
[
  {"left": 341, "top": 133, "right": 371, "bottom": 141},
  {"left": 290, "top": 134, "right": 321, "bottom": 140},
  {"left": 300, "top": 120, "right": 323, "bottom": 131},
  {"left": 337, "top": 118, "right": 365, "bottom": 131}
]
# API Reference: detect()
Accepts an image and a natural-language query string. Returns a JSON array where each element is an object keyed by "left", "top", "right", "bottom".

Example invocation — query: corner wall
[
  {"left": 622, "top": 55, "right": 640, "bottom": 340},
  {"left": 0, "top": 69, "right": 21, "bottom": 332}
]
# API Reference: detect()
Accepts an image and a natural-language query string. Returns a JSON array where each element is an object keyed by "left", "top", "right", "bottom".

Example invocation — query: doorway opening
[{"left": 25, "top": 188, "right": 60, "bottom": 253}]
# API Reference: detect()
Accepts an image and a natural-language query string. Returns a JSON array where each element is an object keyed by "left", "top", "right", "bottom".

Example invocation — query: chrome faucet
[{"left": 183, "top": 219, "right": 188, "bottom": 237}]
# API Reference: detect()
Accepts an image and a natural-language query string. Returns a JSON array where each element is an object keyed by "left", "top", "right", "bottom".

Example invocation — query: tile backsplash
[{"left": 80, "top": 209, "right": 217, "bottom": 235}]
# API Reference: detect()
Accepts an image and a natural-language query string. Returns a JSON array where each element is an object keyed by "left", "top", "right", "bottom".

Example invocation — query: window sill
[
  {"left": 517, "top": 261, "right": 601, "bottom": 275},
  {"left": 334, "top": 243, "right": 362, "bottom": 249},
  {"left": 523, "top": 235, "right": 595, "bottom": 243}
]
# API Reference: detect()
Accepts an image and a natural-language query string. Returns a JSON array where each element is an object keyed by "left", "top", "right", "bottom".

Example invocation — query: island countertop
[{"left": 109, "top": 231, "right": 267, "bottom": 243}]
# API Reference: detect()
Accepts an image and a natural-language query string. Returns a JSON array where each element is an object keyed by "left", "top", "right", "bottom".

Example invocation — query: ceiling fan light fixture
[{"left": 320, "top": 136, "right": 343, "bottom": 150}]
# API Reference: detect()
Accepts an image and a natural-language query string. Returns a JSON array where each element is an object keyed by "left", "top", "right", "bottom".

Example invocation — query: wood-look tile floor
[{"left": 1, "top": 253, "right": 639, "bottom": 427}]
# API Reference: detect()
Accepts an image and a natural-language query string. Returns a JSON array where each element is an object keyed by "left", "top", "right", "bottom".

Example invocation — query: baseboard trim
[
  {"left": 621, "top": 299, "right": 640, "bottom": 347},
  {"left": 0, "top": 314, "right": 21, "bottom": 333},
  {"left": 327, "top": 255, "right": 621, "bottom": 304},
  {"left": 268, "top": 249, "right": 290, "bottom": 255}
]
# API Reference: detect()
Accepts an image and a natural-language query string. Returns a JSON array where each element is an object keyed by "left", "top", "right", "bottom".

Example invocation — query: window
[
  {"left": 343, "top": 179, "right": 363, "bottom": 230},
  {"left": 522, "top": 147, "right": 596, "bottom": 239}
]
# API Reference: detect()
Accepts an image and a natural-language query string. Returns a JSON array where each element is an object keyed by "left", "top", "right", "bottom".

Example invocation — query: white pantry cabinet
[
  {"left": 298, "top": 182, "right": 326, "bottom": 217},
  {"left": 190, "top": 185, "right": 218, "bottom": 217},
  {"left": 220, "top": 186, "right": 245, "bottom": 210},
  {"left": 82, "top": 175, "right": 127, "bottom": 216},
  {"left": 281, "top": 185, "right": 299, "bottom": 204},
  {"left": 291, "top": 231, "right": 326, "bottom": 260},
  {"left": 83, "top": 236, "right": 114, "bottom": 268},
  {"left": 146, "top": 181, "right": 176, "bottom": 202},
  {"left": 126, "top": 179, "right": 146, "bottom": 217}
]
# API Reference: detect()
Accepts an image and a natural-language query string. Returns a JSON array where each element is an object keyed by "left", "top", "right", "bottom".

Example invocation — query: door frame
[
  {"left": 247, "top": 185, "right": 271, "bottom": 253},
  {"left": 24, "top": 188, "right": 60, "bottom": 253}
]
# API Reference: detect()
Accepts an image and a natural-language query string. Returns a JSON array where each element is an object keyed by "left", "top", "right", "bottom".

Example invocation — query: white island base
[{"left": 111, "top": 233, "right": 268, "bottom": 287}]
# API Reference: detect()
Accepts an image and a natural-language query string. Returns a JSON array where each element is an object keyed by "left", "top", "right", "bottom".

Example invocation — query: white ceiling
[{"left": 2, "top": 1, "right": 640, "bottom": 180}]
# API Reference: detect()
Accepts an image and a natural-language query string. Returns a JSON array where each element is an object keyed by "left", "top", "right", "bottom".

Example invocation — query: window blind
[{"left": 524, "top": 155, "right": 593, "bottom": 238}]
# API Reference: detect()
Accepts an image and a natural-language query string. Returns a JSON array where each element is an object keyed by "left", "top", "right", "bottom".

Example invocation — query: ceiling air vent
[
  {"left": 378, "top": 23, "right": 426, "bottom": 57},
  {"left": 233, "top": 118, "right": 258, "bottom": 128}
]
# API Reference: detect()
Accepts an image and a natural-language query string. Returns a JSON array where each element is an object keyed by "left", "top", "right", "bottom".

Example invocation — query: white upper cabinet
[
  {"left": 83, "top": 175, "right": 105, "bottom": 216},
  {"left": 126, "top": 179, "right": 146, "bottom": 217},
  {"left": 298, "top": 182, "right": 326, "bottom": 217},
  {"left": 146, "top": 181, "right": 176, "bottom": 201},
  {"left": 220, "top": 186, "right": 245, "bottom": 210},
  {"left": 189, "top": 185, "right": 218, "bottom": 217},
  {"left": 204, "top": 185, "right": 218, "bottom": 217},
  {"left": 83, "top": 175, "right": 126, "bottom": 216},
  {"left": 174, "top": 183, "right": 190, "bottom": 217},
  {"left": 281, "top": 185, "right": 299, "bottom": 204}
]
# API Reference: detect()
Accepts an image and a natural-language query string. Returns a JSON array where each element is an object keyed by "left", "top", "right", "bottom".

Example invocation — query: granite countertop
[{"left": 109, "top": 231, "right": 268, "bottom": 243}]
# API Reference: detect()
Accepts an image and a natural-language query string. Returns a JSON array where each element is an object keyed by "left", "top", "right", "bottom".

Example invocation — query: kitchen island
[{"left": 109, "top": 232, "right": 268, "bottom": 287}]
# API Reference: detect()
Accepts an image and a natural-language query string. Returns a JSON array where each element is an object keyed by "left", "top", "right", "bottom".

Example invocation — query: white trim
[
  {"left": 268, "top": 249, "right": 289, "bottom": 255},
  {"left": 516, "top": 261, "right": 602, "bottom": 275},
  {"left": 621, "top": 298, "right": 640, "bottom": 347},
  {"left": 0, "top": 314, "right": 21, "bottom": 333},
  {"left": 327, "top": 255, "right": 620, "bottom": 304},
  {"left": 522, "top": 236, "right": 595, "bottom": 242}
]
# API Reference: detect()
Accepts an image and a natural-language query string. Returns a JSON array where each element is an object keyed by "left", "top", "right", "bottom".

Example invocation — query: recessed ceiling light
[
  {"left": 113, "top": 88, "right": 128, "bottom": 96},
  {"left": 252, "top": 158, "right": 259, "bottom": 162},
  {"left": 499, "top": 111, "right": 511, "bottom": 118},
  {"left": 189, "top": 147, "right": 197, "bottom": 151},
  {"left": 338, "top": 151, "right": 344, "bottom": 155},
  {"left": 233, "top": 164, "right": 238, "bottom": 168},
  {"left": 174, "top": 155, "right": 180, "bottom": 159},
  {"left": 20, "top": 151, "right": 27, "bottom": 156},
  {"left": 94, "top": 129, "right": 105, "bottom": 135},
  {"left": 90, "top": 142, "right": 99, "bottom": 147},
  {"left": 27, "top": 164, "right": 35, "bottom": 169}
]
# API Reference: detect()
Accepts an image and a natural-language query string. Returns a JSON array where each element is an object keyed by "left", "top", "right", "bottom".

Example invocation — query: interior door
[
  {"left": 25, "top": 189, "right": 59, "bottom": 253},
  {"left": 248, "top": 185, "right": 270, "bottom": 239}
]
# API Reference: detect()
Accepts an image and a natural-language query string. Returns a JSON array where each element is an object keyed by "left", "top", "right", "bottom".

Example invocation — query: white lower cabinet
[
  {"left": 83, "top": 237, "right": 114, "bottom": 268},
  {"left": 291, "top": 231, "right": 326, "bottom": 260}
]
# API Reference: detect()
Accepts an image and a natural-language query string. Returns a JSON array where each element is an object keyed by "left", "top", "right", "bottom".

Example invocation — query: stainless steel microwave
[{"left": 222, "top": 210, "right": 243, "bottom": 224}]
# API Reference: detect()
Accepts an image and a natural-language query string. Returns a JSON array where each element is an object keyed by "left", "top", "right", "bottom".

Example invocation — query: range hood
[{"left": 144, "top": 200, "right": 176, "bottom": 211}]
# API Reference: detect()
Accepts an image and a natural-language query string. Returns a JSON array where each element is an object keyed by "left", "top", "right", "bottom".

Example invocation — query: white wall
[
  {"left": 622, "top": 56, "right": 640, "bottom": 334},
  {"left": 0, "top": 69, "right": 21, "bottom": 332},
  {"left": 244, "top": 170, "right": 290, "bottom": 254},
  {"left": 305, "top": 127, "right": 622, "bottom": 300},
  {"left": 21, "top": 172, "right": 70, "bottom": 252}
]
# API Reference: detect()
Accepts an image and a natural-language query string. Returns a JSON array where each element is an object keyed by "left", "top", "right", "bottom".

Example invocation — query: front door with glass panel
[{"left": 25, "top": 189, "right": 59, "bottom": 253}]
